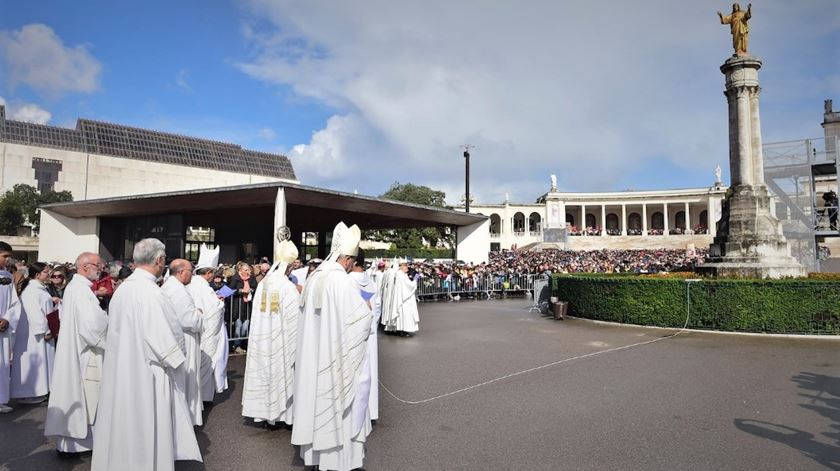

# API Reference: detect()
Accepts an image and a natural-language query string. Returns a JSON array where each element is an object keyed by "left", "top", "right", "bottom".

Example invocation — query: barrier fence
[{"left": 224, "top": 273, "right": 548, "bottom": 346}]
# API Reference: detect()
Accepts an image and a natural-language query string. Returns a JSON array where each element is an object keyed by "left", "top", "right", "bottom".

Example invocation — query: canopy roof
[{"left": 43, "top": 181, "right": 485, "bottom": 230}]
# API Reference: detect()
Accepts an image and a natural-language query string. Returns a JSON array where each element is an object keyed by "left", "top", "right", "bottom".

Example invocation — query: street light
[{"left": 462, "top": 145, "right": 474, "bottom": 213}]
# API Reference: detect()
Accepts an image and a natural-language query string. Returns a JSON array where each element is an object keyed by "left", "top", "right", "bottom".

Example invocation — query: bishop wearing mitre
[
  {"left": 242, "top": 236, "right": 301, "bottom": 426},
  {"left": 291, "top": 222, "right": 373, "bottom": 471},
  {"left": 187, "top": 244, "right": 228, "bottom": 403}
]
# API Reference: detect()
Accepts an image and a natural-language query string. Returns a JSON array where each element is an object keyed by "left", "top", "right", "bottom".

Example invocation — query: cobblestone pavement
[{"left": 1, "top": 299, "right": 838, "bottom": 470}]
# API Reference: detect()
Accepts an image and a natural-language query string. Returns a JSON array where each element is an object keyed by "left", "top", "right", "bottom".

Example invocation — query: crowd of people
[
  {"left": 0, "top": 225, "right": 424, "bottom": 471},
  {"left": 0, "top": 234, "right": 706, "bottom": 470}
]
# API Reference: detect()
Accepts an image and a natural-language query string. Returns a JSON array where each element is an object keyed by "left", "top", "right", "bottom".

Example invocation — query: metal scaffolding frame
[{"left": 763, "top": 136, "right": 839, "bottom": 272}]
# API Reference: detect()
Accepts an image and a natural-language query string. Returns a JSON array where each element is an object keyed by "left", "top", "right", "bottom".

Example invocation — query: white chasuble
[
  {"left": 45, "top": 274, "right": 108, "bottom": 452},
  {"left": 377, "top": 268, "right": 397, "bottom": 328},
  {"left": 162, "top": 276, "right": 204, "bottom": 426},
  {"left": 91, "top": 269, "right": 201, "bottom": 471},
  {"left": 11, "top": 280, "right": 56, "bottom": 398},
  {"left": 241, "top": 266, "right": 300, "bottom": 425},
  {"left": 350, "top": 269, "right": 380, "bottom": 422},
  {"left": 291, "top": 261, "right": 372, "bottom": 471},
  {"left": 187, "top": 275, "right": 228, "bottom": 402},
  {"left": 0, "top": 269, "right": 21, "bottom": 405}
]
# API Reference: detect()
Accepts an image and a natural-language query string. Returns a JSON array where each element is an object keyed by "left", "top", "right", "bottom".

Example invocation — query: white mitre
[
  {"left": 326, "top": 222, "right": 361, "bottom": 262},
  {"left": 196, "top": 243, "right": 220, "bottom": 270},
  {"left": 274, "top": 240, "right": 299, "bottom": 266}
]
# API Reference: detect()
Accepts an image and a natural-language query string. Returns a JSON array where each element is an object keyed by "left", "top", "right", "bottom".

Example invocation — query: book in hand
[{"left": 46, "top": 309, "right": 60, "bottom": 339}]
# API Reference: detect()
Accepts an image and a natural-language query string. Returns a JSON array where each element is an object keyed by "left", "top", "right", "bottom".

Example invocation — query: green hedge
[{"left": 552, "top": 275, "right": 840, "bottom": 334}]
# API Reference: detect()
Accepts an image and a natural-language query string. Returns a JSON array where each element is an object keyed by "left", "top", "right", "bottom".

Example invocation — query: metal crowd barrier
[
  {"left": 415, "top": 273, "right": 544, "bottom": 301},
  {"left": 223, "top": 273, "right": 547, "bottom": 348}
]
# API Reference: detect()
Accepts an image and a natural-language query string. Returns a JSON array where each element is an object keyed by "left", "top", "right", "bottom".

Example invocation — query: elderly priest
[
  {"left": 45, "top": 252, "right": 109, "bottom": 453},
  {"left": 162, "top": 258, "right": 204, "bottom": 426},
  {"left": 91, "top": 239, "right": 201, "bottom": 471},
  {"left": 291, "top": 222, "right": 373, "bottom": 471}
]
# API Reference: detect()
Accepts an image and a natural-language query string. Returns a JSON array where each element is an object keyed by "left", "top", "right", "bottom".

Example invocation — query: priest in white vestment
[
  {"left": 0, "top": 241, "right": 21, "bottom": 413},
  {"left": 242, "top": 239, "right": 300, "bottom": 426},
  {"left": 11, "top": 262, "right": 56, "bottom": 402},
  {"left": 45, "top": 252, "right": 109, "bottom": 453},
  {"left": 187, "top": 244, "right": 228, "bottom": 403},
  {"left": 383, "top": 260, "right": 420, "bottom": 336},
  {"left": 377, "top": 262, "right": 397, "bottom": 329},
  {"left": 92, "top": 238, "right": 201, "bottom": 471},
  {"left": 350, "top": 250, "right": 380, "bottom": 422},
  {"left": 162, "top": 259, "right": 204, "bottom": 426},
  {"left": 291, "top": 222, "right": 373, "bottom": 471}
]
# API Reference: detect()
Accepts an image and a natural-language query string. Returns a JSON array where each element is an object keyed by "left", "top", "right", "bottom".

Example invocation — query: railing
[{"left": 415, "top": 273, "right": 544, "bottom": 301}]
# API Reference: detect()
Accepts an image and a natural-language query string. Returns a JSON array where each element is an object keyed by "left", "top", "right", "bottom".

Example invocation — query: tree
[
  {"left": 364, "top": 182, "right": 455, "bottom": 250},
  {"left": 0, "top": 184, "right": 73, "bottom": 235}
]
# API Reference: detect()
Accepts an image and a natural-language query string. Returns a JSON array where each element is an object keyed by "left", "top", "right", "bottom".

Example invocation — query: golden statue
[{"left": 718, "top": 3, "right": 752, "bottom": 55}]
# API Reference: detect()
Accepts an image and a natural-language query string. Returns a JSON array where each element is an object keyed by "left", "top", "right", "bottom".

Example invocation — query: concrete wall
[
  {"left": 456, "top": 219, "right": 490, "bottom": 264},
  {"left": 0, "top": 142, "right": 288, "bottom": 200},
  {"left": 38, "top": 209, "right": 100, "bottom": 262},
  {"left": 566, "top": 234, "right": 713, "bottom": 251}
]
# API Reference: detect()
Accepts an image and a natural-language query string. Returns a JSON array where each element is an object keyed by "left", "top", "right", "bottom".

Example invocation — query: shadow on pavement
[{"left": 734, "top": 371, "right": 840, "bottom": 470}]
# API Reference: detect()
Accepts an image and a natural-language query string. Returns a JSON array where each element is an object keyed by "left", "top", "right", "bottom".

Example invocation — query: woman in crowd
[
  {"left": 10, "top": 262, "right": 56, "bottom": 404},
  {"left": 227, "top": 261, "right": 257, "bottom": 354},
  {"left": 46, "top": 265, "right": 68, "bottom": 301}
]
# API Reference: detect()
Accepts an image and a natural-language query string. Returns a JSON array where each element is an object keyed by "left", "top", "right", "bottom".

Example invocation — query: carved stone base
[{"left": 701, "top": 184, "right": 806, "bottom": 278}]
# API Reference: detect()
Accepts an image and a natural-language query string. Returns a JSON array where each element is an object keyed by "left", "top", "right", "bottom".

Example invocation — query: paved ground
[{"left": 1, "top": 299, "right": 838, "bottom": 470}]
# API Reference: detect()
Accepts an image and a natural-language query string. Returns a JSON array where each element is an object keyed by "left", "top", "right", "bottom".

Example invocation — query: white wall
[
  {"left": 1, "top": 142, "right": 291, "bottom": 200},
  {"left": 38, "top": 209, "right": 99, "bottom": 262},
  {"left": 456, "top": 219, "right": 490, "bottom": 264}
]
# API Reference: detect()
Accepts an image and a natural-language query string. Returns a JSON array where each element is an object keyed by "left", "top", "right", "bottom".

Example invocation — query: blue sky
[{"left": 1, "top": 0, "right": 838, "bottom": 204}]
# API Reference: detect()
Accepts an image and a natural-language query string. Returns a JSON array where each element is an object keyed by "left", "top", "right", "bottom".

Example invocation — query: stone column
[
  {"left": 581, "top": 204, "right": 586, "bottom": 236},
  {"left": 750, "top": 89, "right": 765, "bottom": 186},
  {"left": 663, "top": 203, "right": 669, "bottom": 237},
  {"left": 642, "top": 203, "right": 648, "bottom": 236},
  {"left": 708, "top": 196, "right": 717, "bottom": 237},
  {"left": 701, "top": 55, "right": 805, "bottom": 278},
  {"left": 684, "top": 201, "right": 691, "bottom": 232},
  {"left": 621, "top": 204, "right": 627, "bottom": 235},
  {"left": 601, "top": 205, "right": 607, "bottom": 237}
]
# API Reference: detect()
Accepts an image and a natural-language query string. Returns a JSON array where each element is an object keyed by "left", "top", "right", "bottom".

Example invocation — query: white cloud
[
  {"left": 236, "top": 0, "right": 840, "bottom": 203},
  {"left": 175, "top": 68, "right": 193, "bottom": 92},
  {"left": 0, "top": 96, "right": 51, "bottom": 124},
  {"left": 0, "top": 23, "right": 102, "bottom": 97},
  {"left": 10, "top": 103, "right": 51, "bottom": 124},
  {"left": 258, "top": 127, "right": 277, "bottom": 140}
]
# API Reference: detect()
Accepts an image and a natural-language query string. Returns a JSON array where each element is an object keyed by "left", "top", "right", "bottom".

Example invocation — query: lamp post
[{"left": 462, "top": 145, "right": 473, "bottom": 213}]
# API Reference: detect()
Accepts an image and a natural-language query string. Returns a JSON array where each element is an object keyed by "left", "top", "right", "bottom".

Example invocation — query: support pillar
[
  {"left": 642, "top": 204, "right": 648, "bottom": 236},
  {"left": 581, "top": 204, "right": 586, "bottom": 236},
  {"left": 600, "top": 205, "right": 607, "bottom": 236},
  {"left": 663, "top": 203, "right": 669, "bottom": 237},
  {"left": 621, "top": 204, "right": 627, "bottom": 235},
  {"left": 684, "top": 201, "right": 690, "bottom": 233},
  {"left": 273, "top": 188, "right": 287, "bottom": 259}
]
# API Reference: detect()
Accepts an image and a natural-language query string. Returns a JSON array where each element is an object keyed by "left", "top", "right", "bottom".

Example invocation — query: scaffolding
[{"left": 763, "top": 136, "right": 839, "bottom": 272}]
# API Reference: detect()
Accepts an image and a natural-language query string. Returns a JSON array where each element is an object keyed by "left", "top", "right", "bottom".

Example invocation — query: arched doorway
[
  {"left": 528, "top": 212, "right": 542, "bottom": 233},
  {"left": 651, "top": 212, "right": 664, "bottom": 230},
  {"left": 489, "top": 214, "right": 501, "bottom": 235},
  {"left": 699, "top": 210, "right": 708, "bottom": 232},
  {"left": 585, "top": 213, "right": 596, "bottom": 228},
  {"left": 628, "top": 213, "right": 642, "bottom": 231},
  {"left": 566, "top": 213, "right": 575, "bottom": 227},
  {"left": 675, "top": 211, "right": 686, "bottom": 230},
  {"left": 606, "top": 213, "right": 619, "bottom": 231},
  {"left": 513, "top": 212, "right": 525, "bottom": 233}
]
